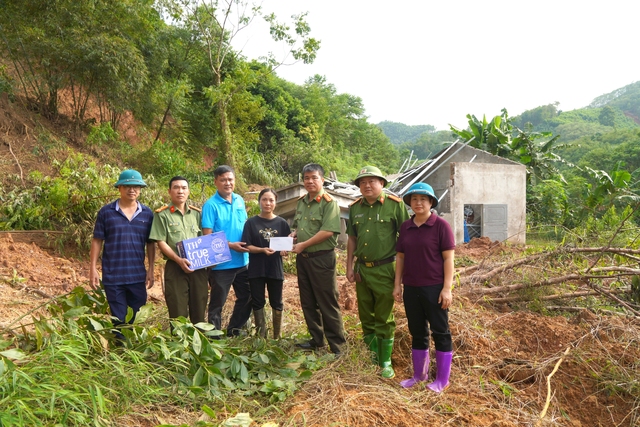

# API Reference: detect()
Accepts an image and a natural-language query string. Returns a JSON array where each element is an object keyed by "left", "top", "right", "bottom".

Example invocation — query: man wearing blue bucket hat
[
  {"left": 393, "top": 182, "right": 455, "bottom": 393},
  {"left": 90, "top": 169, "right": 155, "bottom": 341}
]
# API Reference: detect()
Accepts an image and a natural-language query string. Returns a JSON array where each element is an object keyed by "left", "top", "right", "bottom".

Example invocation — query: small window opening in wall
[
  {"left": 463, "top": 204, "right": 508, "bottom": 242},
  {"left": 463, "top": 204, "right": 481, "bottom": 242}
]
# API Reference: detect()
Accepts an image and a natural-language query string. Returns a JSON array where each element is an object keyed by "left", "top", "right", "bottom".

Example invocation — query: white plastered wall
[{"left": 444, "top": 162, "right": 527, "bottom": 244}]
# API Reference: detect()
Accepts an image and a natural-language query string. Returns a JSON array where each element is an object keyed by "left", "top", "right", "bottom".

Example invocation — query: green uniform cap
[{"left": 353, "top": 166, "right": 387, "bottom": 187}]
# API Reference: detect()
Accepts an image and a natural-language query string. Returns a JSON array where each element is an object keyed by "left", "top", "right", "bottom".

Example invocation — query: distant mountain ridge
[
  {"left": 377, "top": 80, "right": 640, "bottom": 146},
  {"left": 589, "top": 80, "right": 640, "bottom": 123},
  {"left": 376, "top": 121, "right": 436, "bottom": 145}
]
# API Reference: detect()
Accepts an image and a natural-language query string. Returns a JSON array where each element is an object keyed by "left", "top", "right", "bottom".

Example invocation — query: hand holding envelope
[{"left": 269, "top": 236, "right": 293, "bottom": 251}]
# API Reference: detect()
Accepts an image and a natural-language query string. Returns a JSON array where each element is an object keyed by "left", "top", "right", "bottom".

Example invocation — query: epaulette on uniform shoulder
[
  {"left": 322, "top": 193, "right": 333, "bottom": 202},
  {"left": 349, "top": 197, "right": 362, "bottom": 207},
  {"left": 298, "top": 194, "right": 306, "bottom": 200},
  {"left": 155, "top": 205, "right": 169, "bottom": 213},
  {"left": 387, "top": 194, "right": 402, "bottom": 203},
  {"left": 189, "top": 205, "right": 202, "bottom": 212}
]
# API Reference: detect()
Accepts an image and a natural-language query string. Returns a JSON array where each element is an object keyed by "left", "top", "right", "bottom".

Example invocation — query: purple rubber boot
[
  {"left": 427, "top": 350, "right": 453, "bottom": 393},
  {"left": 400, "top": 349, "right": 429, "bottom": 388}
]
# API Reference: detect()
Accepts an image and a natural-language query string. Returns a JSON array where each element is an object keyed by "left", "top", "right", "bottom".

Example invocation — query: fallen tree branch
[
  {"left": 2, "top": 138, "right": 25, "bottom": 187},
  {"left": 586, "top": 280, "right": 640, "bottom": 317},
  {"left": 537, "top": 346, "right": 572, "bottom": 427},
  {"left": 466, "top": 274, "right": 600, "bottom": 296},
  {"left": 464, "top": 266, "right": 640, "bottom": 297},
  {"left": 461, "top": 246, "right": 640, "bottom": 286},
  {"left": 585, "top": 203, "right": 640, "bottom": 275},
  {"left": 149, "top": 294, "right": 163, "bottom": 303},
  {"left": 460, "top": 252, "right": 549, "bottom": 285},
  {"left": 5, "top": 141, "right": 25, "bottom": 187},
  {"left": 487, "top": 288, "right": 630, "bottom": 304},
  {"left": 545, "top": 306, "right": 588, "bottom": 312},
  {"left": 1, "top": 275, "right": 54, "bottom": 298}
]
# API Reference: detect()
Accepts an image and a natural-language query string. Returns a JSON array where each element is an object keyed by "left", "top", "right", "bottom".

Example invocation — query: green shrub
[
  {"left": 0, "top": 155, "right": 165, "bottom": 250},
  {"left": 86, "top": 122, "right": 120, "bottom": 147},
  {"left": 0, "top": 65, "right": 13, "bottom": 99},
  {"left": 0, "top": 287, "right": 321, "bottom": 426}
]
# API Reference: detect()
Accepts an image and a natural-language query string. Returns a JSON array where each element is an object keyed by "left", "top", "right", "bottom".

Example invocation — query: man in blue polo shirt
[
  {"left": 90, "top": 169, "right": 155, "bottom": 335},
  {"left": 202, "top": 165, "right": 252, "bottom": 337}
]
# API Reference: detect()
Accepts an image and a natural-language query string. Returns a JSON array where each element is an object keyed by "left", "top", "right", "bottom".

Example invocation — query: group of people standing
[{"left": 89, "top": 163, "right": 455, "bottom": 393}]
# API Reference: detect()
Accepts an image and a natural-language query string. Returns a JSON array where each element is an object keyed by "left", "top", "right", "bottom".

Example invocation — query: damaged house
[
  {"left": 274, "top": 140, "right": 526, "bottom": 245},
  {"left": 388, "top": 141, "right": 527, "bottom": 244}
]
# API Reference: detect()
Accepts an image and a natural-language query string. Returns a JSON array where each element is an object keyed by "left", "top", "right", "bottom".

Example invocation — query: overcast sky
[{"left": 232, "top": 0, "right": 639, "bottom": 130}]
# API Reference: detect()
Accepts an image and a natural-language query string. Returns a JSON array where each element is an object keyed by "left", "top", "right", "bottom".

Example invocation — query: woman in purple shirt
[{"left": 393, "top": 182, "right": 455, "bottom": 393}]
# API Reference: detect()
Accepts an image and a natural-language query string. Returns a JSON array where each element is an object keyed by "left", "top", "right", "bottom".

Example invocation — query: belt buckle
[
  {"left": 301, "top": 252, "right": 309, "bottom": 258},
  {"left": 364, "top": 261, "right": 374, "bottom": 268}
]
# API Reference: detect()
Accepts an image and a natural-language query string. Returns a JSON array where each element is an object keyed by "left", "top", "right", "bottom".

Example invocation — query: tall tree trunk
[{"left": 217, "top": 98, "right": 234, "bottom": 169}]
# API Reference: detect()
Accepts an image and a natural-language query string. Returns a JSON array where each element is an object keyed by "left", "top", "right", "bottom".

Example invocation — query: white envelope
[{"left": 269, "top": 236, "right": 293, "bottom": 251}]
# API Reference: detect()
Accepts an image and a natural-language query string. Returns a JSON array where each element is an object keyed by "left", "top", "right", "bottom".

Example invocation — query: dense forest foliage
[
  {"left": 1, "top": 0, "right": 640, "bottom": 235},
  {"left": 0, "top": 0, "right": 397, "bottom": 186}
]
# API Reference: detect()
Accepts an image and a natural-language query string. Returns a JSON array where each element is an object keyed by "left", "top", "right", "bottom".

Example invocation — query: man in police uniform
[
  {"left": 292, "top": 163, "right": 346, "bottom": 356},
  {"left": 149, "top": 176, "right": 208, "bottom": 324},
  {"left": 346, "top": 166, "right": 409, "bottom": 378}
]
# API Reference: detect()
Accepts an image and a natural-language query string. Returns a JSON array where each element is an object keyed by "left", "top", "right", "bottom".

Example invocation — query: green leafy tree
[
  {"left": 598, "top": 105, "right": 617, "bottom": 127},
  {"left": 164, "top": 0, "right": 320, "bottom": 172},
  {"left": 451, "top": 109, "right": 563, "bottom": 186},
  {"left": 528, "top": 179, "right": 570, "bottom": 226},
  {"left": 0, "top": 0, "right": 156, "bottom": 124},
  {"left": 513, "top": 103, "right": 559, "bottom": 129}
]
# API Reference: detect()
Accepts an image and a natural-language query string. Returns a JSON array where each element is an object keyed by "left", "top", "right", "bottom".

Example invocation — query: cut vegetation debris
[{"left": 1, "top": 232, "right": 639, "bottom": 426}]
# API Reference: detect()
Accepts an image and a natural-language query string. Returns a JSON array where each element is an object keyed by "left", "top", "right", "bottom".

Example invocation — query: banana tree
[
  {"left": 451, "top": 109, "right": 564, "bottom": 186},
  {"left": 449, "top": 108, "right": 513, "bottom": 157},
  {"left": 510, "top": 125, "right": 562, "bottom": 186}
]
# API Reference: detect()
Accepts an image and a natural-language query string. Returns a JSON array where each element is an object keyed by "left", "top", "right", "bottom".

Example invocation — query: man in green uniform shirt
[
  {"left": 346, "top": 166, "right": 409, "bottom": 378},
  {"left": 149, "top": 176, "right": 209, "bottom": 324},
  {"left": 292, "top": 163, "right": 346, "bottom": 356}
]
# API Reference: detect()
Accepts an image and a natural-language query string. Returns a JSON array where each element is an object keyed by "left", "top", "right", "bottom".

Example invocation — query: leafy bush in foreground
[{"left": 0, "top": 287, "right": 319, "bottom": 426}]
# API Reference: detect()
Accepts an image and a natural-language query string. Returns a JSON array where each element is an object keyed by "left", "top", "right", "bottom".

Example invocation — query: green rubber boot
[
  {"left": 378, "top": 338, "right": 395, "bottom": 379},
  {"left": 363, "top": 333, "right": 378, "bottom": 364}
]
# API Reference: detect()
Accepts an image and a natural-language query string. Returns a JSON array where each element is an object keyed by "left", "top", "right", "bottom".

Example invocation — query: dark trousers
[
  {"left": 103, "top": 282, "right": 147, "bottom": 324},
  {"left": 164, "top": 260, "right": 209, "bottom": 324},
  {"left": 207, "top": 266, "right": 252, "bottom": 336},
  {"left": 249, "top": 277, "right": 284, "bottom": 311},
  {"left": 403, "top": 284, "right": 452, "bottom": 352},
  {"left": 296, "top": 251, "right": 346, "bottom": 353}
]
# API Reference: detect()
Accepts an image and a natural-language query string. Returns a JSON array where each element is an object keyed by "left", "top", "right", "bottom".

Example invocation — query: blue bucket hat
[
  {"left": 114, "top": 169, "right": 147, "bottom": 188},
  {"left": 402, "top": 182, "right": 438, "bottom": 208}
]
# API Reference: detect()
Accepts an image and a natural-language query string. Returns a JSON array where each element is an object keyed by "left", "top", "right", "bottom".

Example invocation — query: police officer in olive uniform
[
  {"left": 292, "top": 163, "right": 346, "bottom": 356},
  {"left": 346, "top": 166, "right": 409, "bottom": 378},
  {"left": 149, "top": 176, "right": 209, "bottom": 324}
]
